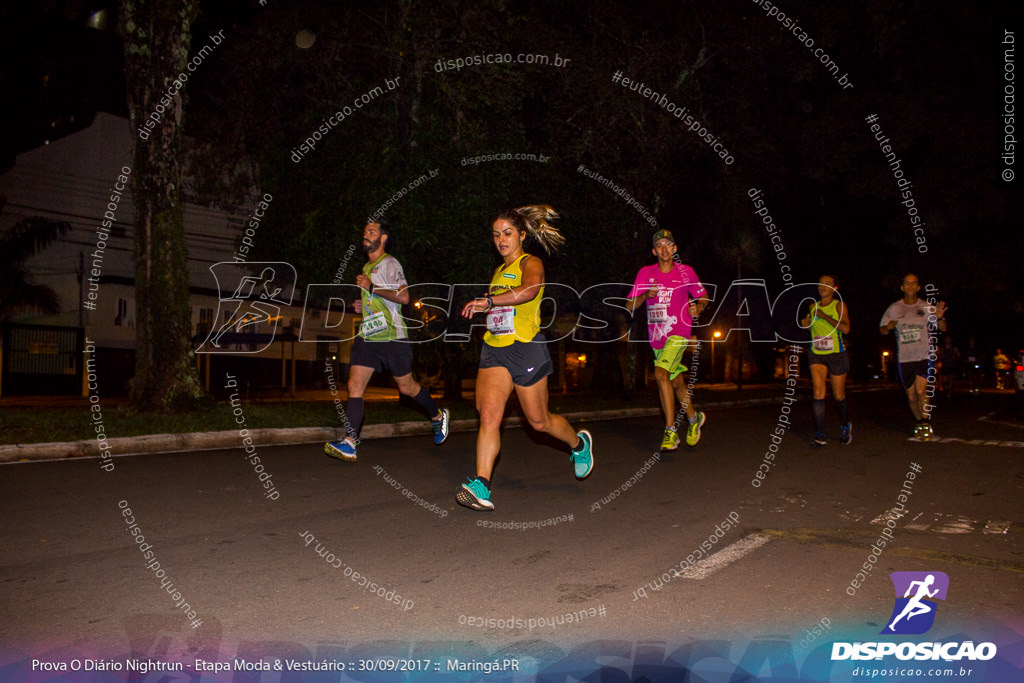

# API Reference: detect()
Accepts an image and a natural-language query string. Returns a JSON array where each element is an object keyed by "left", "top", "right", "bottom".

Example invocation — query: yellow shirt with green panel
[{"left": 483, "top": 254, "right": 544, "bottom": 348}]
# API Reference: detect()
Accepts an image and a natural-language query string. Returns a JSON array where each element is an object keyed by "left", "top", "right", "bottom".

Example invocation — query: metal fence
[{"left": 1, "top": 324, "right": 84, "bottom": 396}]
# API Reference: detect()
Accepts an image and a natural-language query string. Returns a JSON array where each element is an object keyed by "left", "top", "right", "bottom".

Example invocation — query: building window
[
  {"left": 114, "top": 298, "right": 134, "bottom": 327},
  {"left": 196, "top": 307, "right": 214, "bottom": 337}
]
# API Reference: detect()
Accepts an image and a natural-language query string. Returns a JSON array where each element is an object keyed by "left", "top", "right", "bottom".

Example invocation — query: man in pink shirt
[{"left": 627, "top": 229, "right": 711, "bottom": 450}]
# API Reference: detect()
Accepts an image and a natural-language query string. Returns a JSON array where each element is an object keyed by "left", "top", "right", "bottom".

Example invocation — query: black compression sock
[
  {"left": 411, "top": 386, "right": 440, "bottom": 419},
  {"left": 836, "top": 398, "right": 849, "bottom": 426},
  {"left": 812, "top": 398, "right": 826, "bottom": 434},
  {"left": 346, "top": 397, "right": 364, "bottom": 439}
]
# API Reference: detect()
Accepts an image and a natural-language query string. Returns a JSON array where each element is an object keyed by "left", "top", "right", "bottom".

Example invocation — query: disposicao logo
[
  {"left": 831, "top": 570, "right": 997, "bottom": 663},
  {"left": 881, "top": 571, "right": 948, "bottom": 635}
]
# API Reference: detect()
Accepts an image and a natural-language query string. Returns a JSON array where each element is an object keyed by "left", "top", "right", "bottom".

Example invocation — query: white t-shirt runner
[
  {"left": 879, "top": 298, "right": 934, "bottom": 363},
  {"left": 359, "top": 254, "right": 408, "bottom": 341}
]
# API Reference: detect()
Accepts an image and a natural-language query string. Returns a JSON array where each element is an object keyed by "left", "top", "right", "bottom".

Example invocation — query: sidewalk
[
  {"left": 0, "top": 381, "right": 888, "bottom": 464},
  {"left": 0, "top": 385, "right": 406, "bottom": 408}
]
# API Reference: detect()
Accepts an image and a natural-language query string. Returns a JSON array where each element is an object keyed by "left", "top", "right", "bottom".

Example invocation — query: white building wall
[
  {"left": 1, "top": 112, "right": 352, "bottom": 374},
  {"left": 1, "top": 112, "right": 249, "bottom": 345}
]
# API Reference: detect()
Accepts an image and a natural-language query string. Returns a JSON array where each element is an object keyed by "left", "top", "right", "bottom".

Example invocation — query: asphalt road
[{"left": 2, "top": 390, "right": 1021, "bottom": 680}]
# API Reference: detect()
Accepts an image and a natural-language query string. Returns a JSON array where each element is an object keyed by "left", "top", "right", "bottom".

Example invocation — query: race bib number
[
  {"left": 899, "top": 327, "right": 922, "bottom": 345},
  {"left": 813, "top": 335, "right": 835, "bottom": 352},
  {"left": 360, "top": 311, "right": 388, "bottom": 338},
  {"left": 486, "top": 307, "right": 516, "bottom": 335},
  {"left": 647, "top": 303, "right": 669, "bottom": 325}
]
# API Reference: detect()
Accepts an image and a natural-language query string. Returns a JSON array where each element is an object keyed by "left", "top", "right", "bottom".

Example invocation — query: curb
[{"left": 0, "top": 397, "right": 788, "bottom": 464}]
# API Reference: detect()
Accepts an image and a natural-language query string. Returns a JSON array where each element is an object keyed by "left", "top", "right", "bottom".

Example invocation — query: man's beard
[{"left": 363, "top": 237, "right": 382, "bottom": 254}]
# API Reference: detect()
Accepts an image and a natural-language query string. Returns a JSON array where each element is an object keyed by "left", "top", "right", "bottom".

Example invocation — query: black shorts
[
  {"left": 898, "top": 360, "right": 932, "bottom": 390},
  {"left": 808, "top": 350, "right": 850, "bottom": 376},
  {"left": 349, "top": 336, "right": 413, "bottom": 377},
  {"left": 479, "top": 336, "right": 553, "bottom": 387}
]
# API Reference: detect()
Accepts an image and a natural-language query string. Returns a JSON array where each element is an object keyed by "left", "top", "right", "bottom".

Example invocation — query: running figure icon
[
  {"left": 887, "top": 574, "right": 939, "bottom": 631},
  {"left": 881, "top": 570, "right": 949, "bottom": 635}
]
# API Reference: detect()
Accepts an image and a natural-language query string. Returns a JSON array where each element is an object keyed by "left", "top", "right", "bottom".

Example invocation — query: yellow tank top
[
  {"left": 483, "top": 254, "right": 544, "bottom": 347},
  {"left": 810, "top": 299, "right": 846, "bottom": 355}
]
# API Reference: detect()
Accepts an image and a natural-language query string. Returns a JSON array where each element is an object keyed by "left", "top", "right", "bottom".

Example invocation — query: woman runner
[
  {"left": 456, "top": 205, "right": 594, "bottom": 511},
  {"left": 801, "top": 274, "right": 852, "bottom": 447}
]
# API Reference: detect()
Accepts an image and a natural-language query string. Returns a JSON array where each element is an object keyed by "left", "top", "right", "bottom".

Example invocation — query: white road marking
[
  {"left": 676, "top": 533, "right": 771, "bottom": 580},
  {"left": 933, "top": 516, "right": 976, "bottom": 534},
  {"left": 871, "top": 508, "right": 905, "bottom": 526},
  {"left": 904, "top": 511, "right": 935, "bottom": 531},
  {"left": 983, "top": 520, "right": 1011, "bottom": 535},
  {"left": 978, "top": 413, "right": 1024, "bottom": 430},
  {"left": 871, "top": 512, "right": 1009, "bottom": 535},
  {"left": 909, "top": 436, "right": 1024, "bottom": 447}
]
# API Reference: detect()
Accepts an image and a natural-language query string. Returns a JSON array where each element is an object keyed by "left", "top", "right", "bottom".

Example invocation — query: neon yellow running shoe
[
  {"left": 661, "top": 427, "right": 680, "bottom": 451},
  {"left": 686, "top": 412, "right": 706, "bottom": 446}
]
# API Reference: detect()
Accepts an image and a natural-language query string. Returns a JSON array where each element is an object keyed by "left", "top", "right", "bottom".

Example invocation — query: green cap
[{"left": 652, "top": 229, "right": 675, "bottom": 247}]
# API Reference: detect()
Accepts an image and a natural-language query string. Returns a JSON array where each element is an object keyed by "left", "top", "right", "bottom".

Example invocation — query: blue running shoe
[
  {"left": 456, "top": 477, "right": 494, "bottom": 510},
  {"left": 840, "top": 423, "right": 852, "bottom": 446},
  {"left": 810, "top": 432, "right": 827, "bottom": 448},
  {"left": 432, "top": 408, "right": 450, "bottom": 445},
  {"left": 324, "top": 437, "right": 357, "bottom": 462},
  {"left": 570, "top": 429, "right": 594, "bottom": 479}
]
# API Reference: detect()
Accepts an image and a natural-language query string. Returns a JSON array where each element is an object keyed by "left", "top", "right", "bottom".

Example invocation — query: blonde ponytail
[{"left": 497, "top": 204, "right": 565, "bottom": 254}]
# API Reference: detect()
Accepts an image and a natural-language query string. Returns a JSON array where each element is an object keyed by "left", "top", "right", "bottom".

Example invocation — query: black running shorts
[
  {"left": 898, "top": 359, "right": 932, "bottom": 390},
  {"left": 808, "top": 350, "right": 850, "bottom": 376},
  {"left": 479, "top": 336, "right": 553, "bottom": 387},
  {"left": 349, "top": 336, "right": 414, "bottom": 377}
]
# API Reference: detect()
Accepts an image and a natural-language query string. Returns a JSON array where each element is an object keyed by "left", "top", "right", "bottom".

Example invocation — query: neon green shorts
[{"left": 654, "top": 335, "right": 691, "bottom": 380}]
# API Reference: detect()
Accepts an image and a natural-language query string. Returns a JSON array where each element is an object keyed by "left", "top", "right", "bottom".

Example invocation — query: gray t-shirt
[{"left": 880, "top": 298, "right": 933, "bottom": 363}]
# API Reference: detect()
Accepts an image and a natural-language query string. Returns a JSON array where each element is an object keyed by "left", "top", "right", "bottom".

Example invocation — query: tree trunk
[{"left": 121, "top": 0, "right": 205, "bottom": 411}]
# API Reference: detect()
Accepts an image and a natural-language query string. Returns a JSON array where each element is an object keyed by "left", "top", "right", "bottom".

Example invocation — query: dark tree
[{"left": 119, "top": 0, "right": 204, "bottom": 410}]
